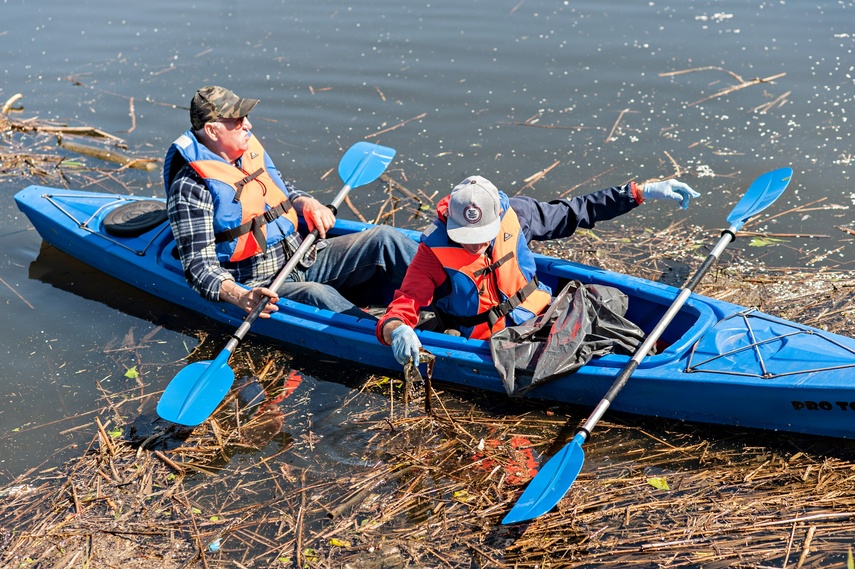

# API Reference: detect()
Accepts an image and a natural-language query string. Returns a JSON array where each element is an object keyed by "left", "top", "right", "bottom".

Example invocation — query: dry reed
[{"left": 3, "top": 105, "right": 855, "bottom": 569}]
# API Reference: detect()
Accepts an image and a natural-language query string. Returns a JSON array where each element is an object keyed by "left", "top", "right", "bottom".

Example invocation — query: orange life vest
[
  {"left": 165, "top": 132, "right": 299, "bottom": 263},
  {"left": 425, "top": 205, "right": 552, "bottom": 339}
]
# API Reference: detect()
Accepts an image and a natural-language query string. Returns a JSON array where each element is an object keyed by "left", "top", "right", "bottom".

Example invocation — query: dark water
[{"left": 1, "top": 0, "right": 853, "bottom": 481}]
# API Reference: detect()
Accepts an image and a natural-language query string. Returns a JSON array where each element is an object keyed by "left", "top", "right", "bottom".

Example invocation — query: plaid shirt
[{"left": 166, "top": 162, "right": 317, "bottom": 302}]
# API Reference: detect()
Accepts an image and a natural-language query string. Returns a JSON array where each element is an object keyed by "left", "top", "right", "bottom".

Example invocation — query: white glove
[
  {"left": 643, "top": 180, "right": 701, "bottom": 210},
  {"left": 391, "top": 325, "right": 422, "bottom": 366}
]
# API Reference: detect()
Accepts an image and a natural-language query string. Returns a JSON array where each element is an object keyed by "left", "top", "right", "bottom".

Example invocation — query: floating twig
[
  {"left": 126, "top": 97, "right": 136, "bottom": 133},
  {"left": 688, "top": 72, "right": 787, "bottom": 107},
  {"left": 365, "top": 112, "right": 427, "bottom": 139},
  {"left": 58, "top": 136, "right": 158, "bottom": 171},
  {"left": 659, "top": 66, "right": 747, "bottom": 83},
  {"left": 344, "top": 194, "right": 367, "bottom": 223},
  {"left": 795, "top": 525, "right": 817, "bottom": 569},
  {"left": 752, "top": 90, "right": 792, "bottom": 114},
  {"left": 515, "top": 160, "right": 561, "bottom": 195},
  {"left": 13, "top": 122, "right": 124, "bottom": 141},
  {"left": 0, "top": 275, "right": 34, "bottom": 309},
  {"left": 663, "top": 150, "right": 684, "bottom": 177},
  {"left": 1, "top": 93, "right": 23, "bottom": 114},
  {"left": 559, "top": 166, "right": 618, "bottom": 198},
  {"left": 605, "top": 108, "right": 638, "bottom": 143},
  {"left": 380, "top": 173, "right": 423, "bottom": 204},
  {"left": 499, "top": 121, "right": 596, "bottom": 131}
]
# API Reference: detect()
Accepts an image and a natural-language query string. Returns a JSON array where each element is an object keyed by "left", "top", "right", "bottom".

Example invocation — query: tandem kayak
[{"left": 14, "top": 185, "right": 855, "bottom": 439}]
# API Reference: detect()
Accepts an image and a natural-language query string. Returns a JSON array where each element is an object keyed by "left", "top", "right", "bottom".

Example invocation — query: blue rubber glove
[
  {"left": 643, "top": 180, "right": 701, "bottom": 210},
  {"left": 391, "top": 324, "right": 422, "bottom": 366}
]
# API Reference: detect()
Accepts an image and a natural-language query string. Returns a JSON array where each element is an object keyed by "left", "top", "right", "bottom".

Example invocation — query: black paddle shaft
[
  {"left": 501, "top": 168, "right": 792, "bottom": 525},
  {"left": 231, "top": 198, "right": 349, "bottom": 345},
  {"left": 576, "top": 229, "right": 736, "bottom": 440}
]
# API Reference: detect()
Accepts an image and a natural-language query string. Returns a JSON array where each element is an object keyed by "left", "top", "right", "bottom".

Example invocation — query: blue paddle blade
[
  {"left": 156, "top": 355, "right": 235, "bottom": 426},
  {"left": 502, "top": 167, "right": 793, "bottom": 525},
  {"left": 338, "top": 142, "right": 396, "bottom": 188},
  {"left": 726, "top": 167, "right": 793, "bottom": 231},
  {"left": 502, "top": 432, "right": 587, "bottom": 524},
  {"left": 156, "top": 141, "right": 397, "bottom": 427}
]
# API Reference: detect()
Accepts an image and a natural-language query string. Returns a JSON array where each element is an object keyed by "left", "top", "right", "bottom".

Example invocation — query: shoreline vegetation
[{"left": 3, "top": 105, "right": 855, "bottom": 568}]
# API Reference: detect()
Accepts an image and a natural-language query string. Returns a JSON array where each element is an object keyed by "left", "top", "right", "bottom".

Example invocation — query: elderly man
[
  {"left": 164, "top": 86, "right": 417, "bottom": 318},
  {"left": 377, "top": 174, "right": 700, "bottom": 365}
]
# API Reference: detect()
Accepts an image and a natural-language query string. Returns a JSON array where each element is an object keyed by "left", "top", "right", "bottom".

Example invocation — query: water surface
[{"left": 1, "top": 0, "right": 853, "bottom": 482}]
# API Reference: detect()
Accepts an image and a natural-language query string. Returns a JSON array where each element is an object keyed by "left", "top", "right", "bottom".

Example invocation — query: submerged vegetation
[{"left": 3, "top": 105, "right": 855, "bottom": 568}]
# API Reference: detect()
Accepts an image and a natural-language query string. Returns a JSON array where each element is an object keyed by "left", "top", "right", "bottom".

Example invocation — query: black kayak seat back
[{"left": 103, "top": 200, "right": 168, "bottom": 237}]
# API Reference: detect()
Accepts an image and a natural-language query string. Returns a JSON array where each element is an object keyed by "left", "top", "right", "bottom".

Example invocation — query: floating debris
[
  {"left": 1, "top": 95, "right": 160, "bottom": 184},
  {"left": 3, "top": 106, "right": 855, "bottom": 568}
]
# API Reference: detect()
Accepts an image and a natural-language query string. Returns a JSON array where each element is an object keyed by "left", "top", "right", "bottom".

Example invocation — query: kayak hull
[{"left": 15, "top": 186, "right": 855, "bottom": 439}]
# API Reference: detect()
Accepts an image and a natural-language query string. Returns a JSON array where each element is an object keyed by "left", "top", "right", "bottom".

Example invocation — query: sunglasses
[{"left": 216, "top": 115, "right": 249, "bottom": 129}]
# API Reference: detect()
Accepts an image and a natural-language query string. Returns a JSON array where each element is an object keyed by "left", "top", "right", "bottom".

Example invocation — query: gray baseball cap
[
  {"left": 190, "top": 85, "right": 259, "bottom": 130},
  {"left": 446, "top": 176, "right": 502, "bottom": 244}
]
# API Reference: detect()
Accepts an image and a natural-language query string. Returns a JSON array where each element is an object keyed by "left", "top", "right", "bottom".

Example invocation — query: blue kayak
[{"left": 14, "top": 185, "right": 855, "bottom": 439}]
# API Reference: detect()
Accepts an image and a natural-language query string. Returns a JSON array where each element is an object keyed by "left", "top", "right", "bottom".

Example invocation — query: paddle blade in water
[
  {"left": 502, "top": 432, "right": 586, "bottom": 524},
  {"left": 157, "top": 360, "right": 235, "bottom": 426},
  {"left": 726, "top": 167, "right": 792, "bottom": 231},
  {"left": 503, "top": 167, "right": 793, "bottom": 525},
  {"left": 156, "top": 142, "right": 397, "bottom": 427},
  {"left": 338, "top": 142, "right": 396, "bottom": 188}
]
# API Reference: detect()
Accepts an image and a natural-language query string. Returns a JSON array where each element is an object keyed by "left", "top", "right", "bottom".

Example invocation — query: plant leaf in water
[
  {"left": 647, "top": 476, "right": 669, "bottom": 490},
  {"left": 453, "top": 489, "right": 471, "bottom": 502},
  {"left": 124, "top": 366, "right": 139, "bottom": 379},
  {"left": 748, "top": 236, "right": 786, "bottom": 247}
]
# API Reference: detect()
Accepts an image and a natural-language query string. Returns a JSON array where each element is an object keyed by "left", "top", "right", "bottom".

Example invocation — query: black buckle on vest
[
  {"left": 472, "top": 251, "right": 514, "bottom": 278},
  {"left": 233, "top": 168, "right": 265, "bottom": 202},
  {"left": 214, "top": 200, "right": 293, "bottom": 248}
]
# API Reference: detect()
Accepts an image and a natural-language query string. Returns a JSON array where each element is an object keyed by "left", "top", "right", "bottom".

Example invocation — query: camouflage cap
[{"left": 190, "top": 85, "right": 259, "bottom": 130}]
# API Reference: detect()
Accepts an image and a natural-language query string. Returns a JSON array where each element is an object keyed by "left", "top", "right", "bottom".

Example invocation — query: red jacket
[{"left": 377, "top": 182, "right": 643, "bottom": 344}]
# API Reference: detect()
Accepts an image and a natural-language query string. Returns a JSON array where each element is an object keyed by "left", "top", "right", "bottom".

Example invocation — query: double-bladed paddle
[
  {"left": 502, "top": 167, "right": 794, "bottom": 525},
  {"left": 156, "top": 141, "right": 397, "bottom": 426}
]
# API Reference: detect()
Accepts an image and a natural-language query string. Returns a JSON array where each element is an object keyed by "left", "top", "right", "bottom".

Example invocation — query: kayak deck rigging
[
  {"left": 44, "top": 192, "right": 169, "bottom": 256},
  {"left": 687, "top": 309, "right": 855, "bottom": 379}
]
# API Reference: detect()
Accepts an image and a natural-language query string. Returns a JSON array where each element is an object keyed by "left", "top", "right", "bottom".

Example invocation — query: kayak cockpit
[
  {"left": 534, "top": 255, "right": 721, "bottom": 367},
  {"left": 17, "top": 187, "right": 726, "bottom": 372}
]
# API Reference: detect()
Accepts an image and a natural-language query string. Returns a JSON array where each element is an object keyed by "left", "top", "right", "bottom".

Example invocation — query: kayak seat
[
  {"left": 362, "top": 306, "right": 389, "bottom": 318},
  {"left": 415, "top": 312, "right": 465, "bottom": 337},
  {"left": 416, "top": 311, "right": 440, "bottom": 331},
  {"left": 103, "top": 200, "right": 168, "bottom": 237}
]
